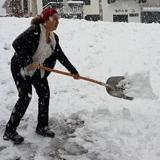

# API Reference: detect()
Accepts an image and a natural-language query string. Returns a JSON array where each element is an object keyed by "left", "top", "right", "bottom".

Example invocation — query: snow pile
[
  {"left": 119, "top": 72, "right": 158, "bottom": 99},
  {"left": 1, "top": 17, "right": 160, "bottom": 160}
]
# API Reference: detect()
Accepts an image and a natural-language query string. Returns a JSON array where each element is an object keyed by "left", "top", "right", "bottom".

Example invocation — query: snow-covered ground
[{"left": 1, "top": 17, "right": 160, "bottom": 160}]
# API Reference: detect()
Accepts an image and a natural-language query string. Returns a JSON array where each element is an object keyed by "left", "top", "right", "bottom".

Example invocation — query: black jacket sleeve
[
  {"left": 54, "top": 34, "right": 78, "bottom": 74},
  {"left": 12, "top": 24, "right": 40, "bottom": 67}
]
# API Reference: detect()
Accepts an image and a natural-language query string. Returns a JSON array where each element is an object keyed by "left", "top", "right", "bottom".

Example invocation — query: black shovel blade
[{"left": 106, "top": 76, "right": 133, "bottom": 100}]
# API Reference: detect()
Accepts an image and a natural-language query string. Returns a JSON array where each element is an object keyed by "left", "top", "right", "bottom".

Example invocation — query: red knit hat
[{"left": 40, "top": 8, "right": 58, "bottom": 23}]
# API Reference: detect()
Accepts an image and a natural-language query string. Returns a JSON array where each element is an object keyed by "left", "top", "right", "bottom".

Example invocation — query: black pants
[{"left": 6, "top": 58, "right": 50, "bottom": 132}]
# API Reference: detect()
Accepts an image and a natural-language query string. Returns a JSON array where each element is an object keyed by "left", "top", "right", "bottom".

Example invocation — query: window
[
  {"left": 43, "top": 0, "right": 63, "bottom": 6},
  {"left": 83, "top": 0, "right": 91, "bottom": 5},
  {"left": 108, "top": 0, "right": 116, "bottom": 4},
  {"left": 113, "top": 14, "right": 128, "bottom": 22},
  {"left": 129, "top": 13, "right": 139, "bottom": 17},
  {"left": 138, "top": 0, "right": 147, "bottom": 3}
]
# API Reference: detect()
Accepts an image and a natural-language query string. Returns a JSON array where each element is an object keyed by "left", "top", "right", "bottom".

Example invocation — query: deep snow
[{"left": 1, "top": 17, "right": 160, "bottom": 160}]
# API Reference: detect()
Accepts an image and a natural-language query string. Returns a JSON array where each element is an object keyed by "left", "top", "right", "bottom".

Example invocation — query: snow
[{"left": 1, "top": 17, "right": 160, "bottom": 160}]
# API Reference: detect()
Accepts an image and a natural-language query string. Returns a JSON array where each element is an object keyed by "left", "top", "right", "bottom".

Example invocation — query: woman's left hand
[
  {"left": 28, "top": 64, "right": 40, "bottom": 70},
  {"left": 72, "top": 73, "right": 80, "bottom": 80}
]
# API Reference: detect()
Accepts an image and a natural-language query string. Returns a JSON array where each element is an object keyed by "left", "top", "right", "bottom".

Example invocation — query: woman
[{"left": 3, "top": 8, "right": 80, "bottom": 144}]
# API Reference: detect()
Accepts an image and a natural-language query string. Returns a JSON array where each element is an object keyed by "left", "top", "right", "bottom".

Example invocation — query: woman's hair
[
  {"left": 31, "top": 15, "right": 43, "bottom": 25},
  {"left": 31, "top": 8, "right": 58, "bottom": 25}
]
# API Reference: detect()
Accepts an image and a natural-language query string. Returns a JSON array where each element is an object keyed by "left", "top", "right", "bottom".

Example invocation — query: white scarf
[{"left": 22, "top": 24, "right": 56, "bottom": 78}]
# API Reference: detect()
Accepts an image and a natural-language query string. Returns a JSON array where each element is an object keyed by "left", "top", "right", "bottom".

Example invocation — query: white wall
[
  {"left": 0, "top": 9, "right": 6, "bottom": 16},
  {"left": 102, "top": 0, "right": 141, "bottom": 22},
  {"left": 83, "top": 0, "right": 99, "bottom": 16},
  {"left": 28, "top": 0, "right": 42, "bottom": 16},
  {"left": 144, "top": 0, "right": 160, "bottom": 6},
  {"left": 28, "top": 0, "right": 31, "bottom": 14},
  {"left": 37, "top": 0, "right": 42, "bottom": 14},
  {"left": 0, "top": 0, "right": 6, "bottom": 16}
]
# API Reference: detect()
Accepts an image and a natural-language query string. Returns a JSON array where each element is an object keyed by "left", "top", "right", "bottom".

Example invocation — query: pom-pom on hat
[{"left": 40, "top": 8, "right": 58, "bottom": 23}]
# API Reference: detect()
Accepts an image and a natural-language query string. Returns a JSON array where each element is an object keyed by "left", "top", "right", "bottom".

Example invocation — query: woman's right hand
[{"left": 72, "top": 73, "right": 80, "bottom": 80}]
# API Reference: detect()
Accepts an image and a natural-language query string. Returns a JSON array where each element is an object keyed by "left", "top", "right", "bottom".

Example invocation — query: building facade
[
  {"left": 43, "top": 1, "right": 84, "bottom": 19},
  {"left": 141, "top": 0, "right": 160, "bottom": 23},
  {"left": 2, "top": 0, "right": 160, "bottom": 23},
  {"left": 83, "top": 0, "right": 100, "bottom": 21},
  {"left": 102, "top": 0, "right": 141, "bottom": 22},
  {"left": 27, "top": 0, "right": 42, "bottom": 16},
  {"left": 3, "top": 0, "right": 22, "bottom": 16},
  {"left": 102, "top": 0, "right": 160, "bottom": 23},
  {"left": 82, "top": 0, "right": 160, "bottom": 23},
  {"left": 0, "top": 0, "right": 7, "bottom": 16},
  {"left": 3, "top": 0, "right": 42, "bottom": 17}
]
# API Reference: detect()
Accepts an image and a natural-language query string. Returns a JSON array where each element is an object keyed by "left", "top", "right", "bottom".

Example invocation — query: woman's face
[{"left": 45, "top": 14, "right": 59, "bottom": 31}]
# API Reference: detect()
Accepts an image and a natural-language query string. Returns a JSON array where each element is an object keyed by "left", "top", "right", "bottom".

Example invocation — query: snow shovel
[{"left": 30, "top": 64, "right": 133, "bottom": 100}]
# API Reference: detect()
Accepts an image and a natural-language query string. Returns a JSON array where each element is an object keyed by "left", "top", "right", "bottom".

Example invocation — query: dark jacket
[{"left": 12, "top": 24, "right": 78, "bottom": 78}]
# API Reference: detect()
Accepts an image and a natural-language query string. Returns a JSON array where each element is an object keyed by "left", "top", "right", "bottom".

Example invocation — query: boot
[
  {"left": 36, "top": 126, "right": 55, "bottom": 138},
  {"left": 3, "top": 130, "right": 24, "bottom": 144}
]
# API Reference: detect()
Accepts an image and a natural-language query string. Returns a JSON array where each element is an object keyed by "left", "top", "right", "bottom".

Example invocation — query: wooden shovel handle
[{"left": 31, "top": 64, "right": 108, "bottom": 87}]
